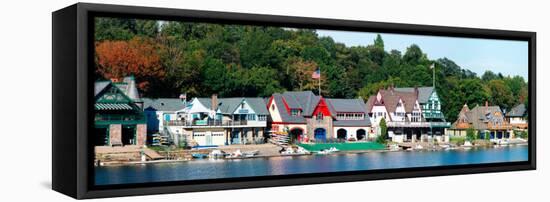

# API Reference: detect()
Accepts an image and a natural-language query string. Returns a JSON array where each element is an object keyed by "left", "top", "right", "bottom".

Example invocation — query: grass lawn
[{"left": 298, "top": 142, "right": 386, "bottom": 152}]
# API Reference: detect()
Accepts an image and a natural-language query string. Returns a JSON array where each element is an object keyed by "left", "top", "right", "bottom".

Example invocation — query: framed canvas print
[{"left": 52, "top": 3, "right": 536, "bottom": 199}]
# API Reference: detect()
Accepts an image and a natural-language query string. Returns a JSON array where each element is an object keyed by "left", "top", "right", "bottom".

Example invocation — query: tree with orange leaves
[{"left": 95, "top": 37, "right": 165, "bottom": 93}]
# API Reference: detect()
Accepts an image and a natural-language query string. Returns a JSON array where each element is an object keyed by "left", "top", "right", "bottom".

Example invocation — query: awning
[{"left": 95, "top": 103, "right": 134, "bottom": 110}]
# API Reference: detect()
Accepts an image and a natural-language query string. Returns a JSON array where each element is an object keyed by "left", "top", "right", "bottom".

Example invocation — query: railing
[
  {"left": 165, "top": 119, "right": 248, "bottom": 127},
  {"left": 95, "top": 114, "right": 146, "bottom": 124},
  {"left": 430, "top": 122, "right": 451, "bottom": 128},
  {"left": 387, "top": 121, "right": 431, "bottom": 128},
  {"left": 423, "top": 112, "right": 445, "bottom": 119},
  {"left": 487, "top": 123, "right": 513, "bottom": 130}
]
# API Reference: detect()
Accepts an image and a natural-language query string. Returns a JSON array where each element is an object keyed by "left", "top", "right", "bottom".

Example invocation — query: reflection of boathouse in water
[{"left": 94, "top": 76, "right": 147, "bottom": 146}]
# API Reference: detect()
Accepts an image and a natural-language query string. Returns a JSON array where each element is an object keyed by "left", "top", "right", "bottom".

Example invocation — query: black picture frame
[{"left": 52, "top": 3, "right": 536, "bottom": 199}]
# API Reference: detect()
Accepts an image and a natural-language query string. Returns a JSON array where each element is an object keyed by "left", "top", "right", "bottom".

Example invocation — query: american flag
[{"left": 312, "top": 69, "right": 320, "bottom": 79}]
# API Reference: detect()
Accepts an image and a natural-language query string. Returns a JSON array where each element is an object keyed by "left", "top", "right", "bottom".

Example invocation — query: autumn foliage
[{"left": 95, "top": 37, "right": 165, "bottom": 92}]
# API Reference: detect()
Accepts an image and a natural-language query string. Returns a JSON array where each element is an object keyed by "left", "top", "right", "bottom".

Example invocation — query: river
[{"left": 95, "top": 144, "right": 528, "bottom": 185}]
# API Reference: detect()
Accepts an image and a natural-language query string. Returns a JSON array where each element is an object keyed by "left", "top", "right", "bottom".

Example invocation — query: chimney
[
  {"left": 179, "top": 93, "right": 187, "bottom": 103},
  {"left": 414, "top": 86, "right": 419, "bottom": 97},
  {"left": 211, "top": 94, "right": 218, "bottom": 111}
]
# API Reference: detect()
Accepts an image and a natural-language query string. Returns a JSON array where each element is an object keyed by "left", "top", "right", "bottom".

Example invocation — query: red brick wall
[{"left": 136, "top": 124, "right": 147, "bottom": 146}]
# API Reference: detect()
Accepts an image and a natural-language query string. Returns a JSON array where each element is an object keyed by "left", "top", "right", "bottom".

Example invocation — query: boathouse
[
  {"left": 449, "top": 103, "right": 512, "bottom": 139},
  {"left": 94, "top": 76, "right": 147, "bottom": 146}
]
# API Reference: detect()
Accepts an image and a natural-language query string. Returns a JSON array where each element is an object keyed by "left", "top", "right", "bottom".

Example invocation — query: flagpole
[{"left": 432, "top": 63, "right": 435, "bottom": 88}]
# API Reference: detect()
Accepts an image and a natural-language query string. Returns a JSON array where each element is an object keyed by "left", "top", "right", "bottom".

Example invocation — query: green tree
[
  {"left": 374, "top": 34, "right": 384, "bottom": 49},
  {"left": 487, "top": 79, "right": 514, "bottom": 110},
  {"left": 377, "top": 118, "right": 388, "bottom": 144},
  {"left": 466, "top": 127, "right": 477, "bottom": 142},
  {"left": 403, "top": 44, "right": 425, "bottom": 65}
]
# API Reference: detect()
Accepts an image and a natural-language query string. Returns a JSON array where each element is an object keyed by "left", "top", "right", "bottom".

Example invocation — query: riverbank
[
  {"left": 95, "top": 138, "right": 528, "bottom": 166},
  {"left": 95, "top": 144, "right": 529, "bottom": 185}
]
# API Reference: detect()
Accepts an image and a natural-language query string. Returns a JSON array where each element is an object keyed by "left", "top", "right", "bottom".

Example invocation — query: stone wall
[
  {"left": 136, "top": 124, "right": 147, "bottom": 146},
  {"left": 109, "top": 124, "right": 122, "bottom": 146}
]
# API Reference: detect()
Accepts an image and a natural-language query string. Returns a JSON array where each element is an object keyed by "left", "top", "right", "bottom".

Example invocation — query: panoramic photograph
[{"left": 92, "top": 17, "right": 529, "bottom": 185}]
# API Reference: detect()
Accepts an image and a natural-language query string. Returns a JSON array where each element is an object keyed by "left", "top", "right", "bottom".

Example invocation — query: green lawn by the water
[{"left": 298, "top": 142, "right": 386, "bottom": 151}]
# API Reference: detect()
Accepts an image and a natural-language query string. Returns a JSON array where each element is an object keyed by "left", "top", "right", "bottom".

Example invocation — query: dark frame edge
[
  {"left": 52, "top": 3, "right": 78, "bottom": 199},
  {"left": 51, "top": 2, "right": 537, "bottom": 199}
]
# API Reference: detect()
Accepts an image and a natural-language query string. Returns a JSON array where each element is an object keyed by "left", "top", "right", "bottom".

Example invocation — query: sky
[{"left": 316, "top": 29, "right": 528, "bottom": 80}]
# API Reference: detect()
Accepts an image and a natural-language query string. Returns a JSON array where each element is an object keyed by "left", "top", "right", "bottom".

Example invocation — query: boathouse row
[{"left": 94, "top": 77, "right": 147, "bottom": 147}]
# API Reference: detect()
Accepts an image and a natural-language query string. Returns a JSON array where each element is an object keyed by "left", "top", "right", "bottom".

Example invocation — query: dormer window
[
  {"left": 291, "top": 109, "right": 301, "bottom": 116},
  {"left": 316, "top": 112, "right": 324, "bottom": 120}
]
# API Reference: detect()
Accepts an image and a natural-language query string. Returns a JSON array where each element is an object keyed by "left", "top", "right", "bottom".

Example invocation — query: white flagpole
[{"left": 432, "top": 63, "right": 435, "bottom": 88}]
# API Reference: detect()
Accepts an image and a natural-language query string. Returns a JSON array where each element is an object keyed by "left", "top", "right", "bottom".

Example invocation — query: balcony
[
  {"left": 423, "top": 112, "right": 445, "bottom": 119},
  {"left": 95, "top": 114, "right": 146, "bottom": 125},
  {"left": 430, "top": 122, "right": 451, "bottom": 128},
  {"left": 387, "top": 121, "right": 431, "bottom": 128},
  {"left": 165, "top": 119, "right": 249, "bottom": 128}
]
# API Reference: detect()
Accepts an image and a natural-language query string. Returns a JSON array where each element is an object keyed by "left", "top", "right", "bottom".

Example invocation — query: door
[
  {"left": 314, "top": 128, "right": 326, "bottom": 142},
  {"left": 193, "top": 132, "right": 206, "bottom": 146},
  {"left": 206, "top": 133, "right": 213, "bottom": 145}
]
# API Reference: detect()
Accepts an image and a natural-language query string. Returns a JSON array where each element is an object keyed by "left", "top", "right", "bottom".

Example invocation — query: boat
[
  {"left": 191, "top": 153, "right": 209, "bottom": 159},
  {"left": 226, "top": 150, "right": 244, "bottom": 159},
  {"left": 209, "top": 150, "right": 227, "bottom": 158},
  {"left": 242, "top": 150, "right": 259, "bottom": 157},
  {"left": 463, "top": 141, "right": 473, "bottom": 150},
  {"left": 389, "top": 144, "right": 401, "bottom": 151},
  {"left": 281, "top": 146, "right": 310, "bottom": 155},
  {"left": 316, "top": 147, "right": 339, "bottom": 155}
]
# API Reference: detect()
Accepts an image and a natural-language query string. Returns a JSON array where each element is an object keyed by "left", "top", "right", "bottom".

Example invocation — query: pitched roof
[
  {"left": 114, "top": 76, "right": 141, "bottom": 101},
  {"left": 142, "top": 98, "right": 187, "bottom": 112},
  {"left": 394, "top": 87, "right": 434, "bottom": 104},
  {"left": 378, "top": 89, "right": 418, "bottom": 113},
  {"left": 365, "top": 96, "right": 376, "bottom": 113},
  {"left": 326, "top": 98, "right": 368, "bottom": 113},
  {"left": 453, "top": 105, "right": 505, "bottom": 130},
  {"left": 94, "top": 76, "right": 141, "bottom": 102},
  {"left": 271, "top": 93, "right": 307, "bottom": 123},
  {"left": 196, "top": 97, "right": 269, "bottom": 115},
  {"left": 281, "top": 91, "right": 320, "bottom": 116},
  {"left": 94, "top": 81, "right": 110, "bottom": 97},
  {"left": 507, "top": 104, "right": 526, "bottom": 117}
]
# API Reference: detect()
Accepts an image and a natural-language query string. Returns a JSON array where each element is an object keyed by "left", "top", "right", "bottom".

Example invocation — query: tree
[
  {"left": 374, "top": 34, "right": 384, "bottom": 50},
  {"left": 481, "top": 70, "right": 498, "bottom": 81},
  {"left": 377, "top": 118, "right": 388, "bottom": 144},
  {"left": 487, "top": 79, "right": 514, "bottom": 110},
  {"left": 466, "top": 127, "right": 476, "bottom": 142},
  {"left": 403, "top": 44, "right": 425, "bottom": 65},
  {"left": 95, "top": 37, "right": 165, "bottom": 93}
]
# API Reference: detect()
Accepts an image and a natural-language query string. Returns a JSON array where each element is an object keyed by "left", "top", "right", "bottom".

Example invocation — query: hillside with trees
[{"left": 94, "top": 17, "right": 528, "bottom": 122}]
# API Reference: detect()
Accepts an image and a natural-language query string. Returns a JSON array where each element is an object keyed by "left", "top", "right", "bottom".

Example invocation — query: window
[
  {"left": 247, "top": 114, "right": 256, "bottom": 121},
  {"left": 258, "top": 115, "right": 267, "bottom": 121},
  {"left": 316, "top": 112, "right": 324, "bottom": 120},
  {"left": 291, "top": 109, "right": 301, "bottom": 116},
  {"left": 271, "top": 104, "right": 275, "bottom": 111}
]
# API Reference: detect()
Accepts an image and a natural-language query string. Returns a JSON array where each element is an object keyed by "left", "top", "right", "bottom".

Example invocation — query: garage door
[
  {"left": 211, "top": 132, "right": 225, "bottom": 145},
  {"left": 193, "top": 132, "right": 206, "bottom": 146}
]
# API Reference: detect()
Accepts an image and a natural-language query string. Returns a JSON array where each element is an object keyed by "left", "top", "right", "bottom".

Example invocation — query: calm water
[{"left": 95, "top": 145, "right": 528, "bottom": 185}]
